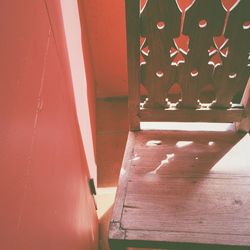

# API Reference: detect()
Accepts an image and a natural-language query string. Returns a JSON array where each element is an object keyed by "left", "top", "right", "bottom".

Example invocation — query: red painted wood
[{"left": 0, "top": 1, "right": 98, "bottom": 249}]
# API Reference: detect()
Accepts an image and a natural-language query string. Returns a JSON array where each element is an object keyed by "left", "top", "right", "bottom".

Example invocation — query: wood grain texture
[
  {"left": 140, "top": 0, "right": 180, "bottom": 108},
  {"left": 126, "top": 0, "right": 141, "bottom": 130},
  {"left": 178, "top": 0, "right": 224, "bottom": 108},
  {"left": 139, "top": 107, "right": 244, "bottom": 122},
  {"left": 212, "top": 0, "right": 250, "bottom": 109},
  {"left": 110, "top": 130, "right": 250, "bottom": 249},
  {"left": 138, "top": 0, "right": 250, "bottom": 119},
  {"left": 109, "top": 1, "right": 250, "bottom": 249},
  {"left": 109, "top": 132, "right": 135, "bottom": 239},
  {"left": 237, "top": 77, "right": 250, "bottom": 132}
]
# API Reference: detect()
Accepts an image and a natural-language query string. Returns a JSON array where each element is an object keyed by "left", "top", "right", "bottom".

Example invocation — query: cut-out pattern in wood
[{"left": 138, "top": 0, "right": 250, "bottom": 109}]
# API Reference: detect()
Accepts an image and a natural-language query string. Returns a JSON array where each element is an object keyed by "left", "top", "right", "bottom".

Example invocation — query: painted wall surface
[
  {"left": 60, "top": 0, "right": 97, "bottom": 182},
  {"left": 0, "top": 1, "right": 98, "bottom": 250},
  {"left": 79, "top": 0, "right": 128, "bottom": 98},
  {"left": 77, "top": 0, "right": 97, "bottom": 154}
]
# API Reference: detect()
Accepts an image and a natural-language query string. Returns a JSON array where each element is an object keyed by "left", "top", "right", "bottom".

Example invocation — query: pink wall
[
  {"left": 77, "top": 0, "right": 97, "bottom": 153},
  {"left": 79, "top": 0, "right": 128, "bottom": 98},
  {"left": 59, "top": 0, "right": 97, "bottom": 182},
  {"left": 0, "top": 1, "right": 98, "bottom": 249}
]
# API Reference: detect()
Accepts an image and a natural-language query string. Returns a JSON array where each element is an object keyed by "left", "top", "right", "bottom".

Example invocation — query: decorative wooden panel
[{"left": 126, "top": 0, "right": 250, "bottom": 125}]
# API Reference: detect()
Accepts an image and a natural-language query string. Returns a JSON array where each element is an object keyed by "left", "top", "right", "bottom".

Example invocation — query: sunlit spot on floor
[
  {"left": 149, "top": 153, "right": 175, "bottom": 174},
  {"left": 96, "top": 187, "right": 117, "bottom": 219},
  {"left": 210, "top": 133, "right": 250, "bottom": 173},
  {"left": 146, "top": 140, "right": 162, "bottom": 146},
  {"left": 120, "top": 168, "right": 126, "bottom": 176},
  {"left": 176, "top": 141, "right": 193, "bottom": 148},
  {"left": 132, "top": 156, "right": 140, "bottom": 161},
  {"left": 131, "top": 154, "right": 141, "bottom": 161}
]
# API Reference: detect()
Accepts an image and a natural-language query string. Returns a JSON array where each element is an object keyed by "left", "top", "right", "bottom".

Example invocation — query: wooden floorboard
[
  {"left": 117, "top": 130, "right": 250, "bottom": 248},
  {"left": 98, "top": 98, "right": 250, "bottom": 249}
]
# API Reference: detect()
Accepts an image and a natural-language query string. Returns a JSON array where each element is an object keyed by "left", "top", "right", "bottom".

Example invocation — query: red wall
[
  {"left": 79, "top": 0, "right": 128, "bottom": 98},
  {"left": 0, "top": 1, "right": 98, "bottom": 249},
  {"left": 78, "top": 0, "right": 97, "bottom": 151},
  {"left": 59, "top": 0, "right": 97, "bottom": 182}
]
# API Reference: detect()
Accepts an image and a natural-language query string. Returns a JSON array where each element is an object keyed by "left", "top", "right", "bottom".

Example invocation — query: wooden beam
[
  {"left": 237, "top": 77, "right": 250, "bottom": 132},
  {"left": 125, "top": 0, "right": 141, "bottom": 131},
  {"left": 139, "top": 108, "right": 244, "bottom": 123}
]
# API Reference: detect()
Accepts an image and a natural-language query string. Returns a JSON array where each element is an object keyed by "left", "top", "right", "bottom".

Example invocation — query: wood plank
[
  {"left": 131, "top": 131, "right": 249, "bottom": 175},
  {"left": 122, "top": 174, "right": 250, "bottom": 245},
  {"left": 125, "top": 230, "right": 250, "bottom": 249},
  {"left": 109, "top": 238, "right": 127, "bottom": 250},
  {"left": 237, "top": 77, "right": 250, "bottom": 132},
  {"left": 137, "top": 0, "right": 250, "bottom": 119},
  {"left": 140, "top": 0, "right": 180, "bottom": 108},
  {"left": 126, "top": 0, "right": 140, "bottom": 131},
  {"left": 213, "top": 1, "right": 250, "bottom": 109},
  {"left": 133, "top": 129, "right": 244, "bottom": 146},
  {"left": 109, "top": 132, "right": 136, "bottom": 240},
  {"left": 129, "top": 130, "right": 250, "bottom": 177},
  {"left": 139, "top": 107, "right": 244, "bottom": 122},
  {"left": 119, "top": 130, "right": 250, "bottom": 248},
  {"left": 178, "top": 0, "right": 224, "bottom": 108}
]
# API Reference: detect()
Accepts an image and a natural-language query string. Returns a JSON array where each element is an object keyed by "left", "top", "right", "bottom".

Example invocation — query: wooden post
[
  {"left": 125, "top": 0, "right": 141, "bottom": 131},
  {"left": 236, "top": 77, "right": 250, "bottom": 132}
]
